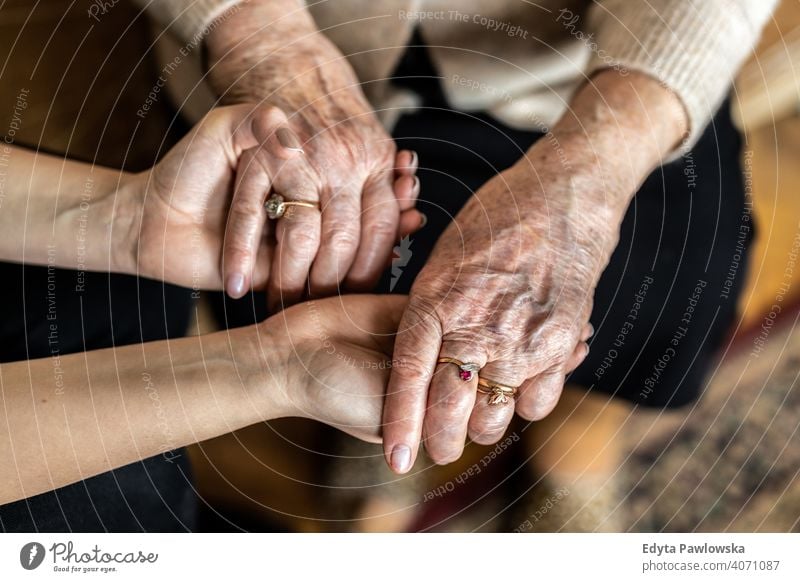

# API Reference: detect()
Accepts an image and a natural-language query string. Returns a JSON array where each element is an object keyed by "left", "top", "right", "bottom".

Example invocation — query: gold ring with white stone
[{"left": 265, "top": 194, "right": 319, "bottom": 220}]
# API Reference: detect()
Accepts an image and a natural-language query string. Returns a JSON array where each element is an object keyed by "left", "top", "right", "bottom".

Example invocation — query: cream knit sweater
[{"left": 134, "top": 0, "right": 777, "bottom": 151}]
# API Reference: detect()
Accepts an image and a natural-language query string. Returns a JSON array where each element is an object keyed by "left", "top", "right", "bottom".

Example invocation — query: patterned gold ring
[{"left": 476, "top": 377, "right": 518, "bottom": 405}]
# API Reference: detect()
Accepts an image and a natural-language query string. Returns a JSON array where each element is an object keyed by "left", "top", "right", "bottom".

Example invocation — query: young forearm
[
  {"left": 0, "top": 326, "right": 284, "bottom": 505},
  {"left": 0, "top": 146, "right": 137, "bottom": 275}
]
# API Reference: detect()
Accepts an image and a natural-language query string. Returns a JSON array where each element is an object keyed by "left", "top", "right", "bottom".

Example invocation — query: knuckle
[
  {"left": 394, "top": 306, "right": 442, "bottom": 350},
  {"left": 391, "top": 351, "right": 430, "bottom": 376},
  {"left": 548, "top": 352, "right": 569, "bottom": 370},
  {"left": 515, "top": 393, "right": 558, "bottom": 421},
  {"left": 225, "top": 243, "right": 252, "bottom": 265},
  {"left": 470, "top": 428, "right": 505, "bottom": 446},
  {"left": 434, "top": 390, "right": 472, "bottom": 419},
  {"left": 230, "top": 195, "right": 264, "bottom": 219},
  {"left": 367, "top": 216, "right": 398, "bottom": 241},
  {"left": 469, "top": 411, "right": 511, "bottom": 440},
  {"left": 515, "top": 401, "right": 540, "bottom": 421},
  {"left": 379, "top": 139, "right": 397, "bottom": 159},
  {"left": 283, "top": 226, "right": 319, "bottom": 254},
  {"left": 224, "top": 222, "right": 254, "bottom": 250},
  {"left": 538, "top": 372, "right": 565, "bottom": 403},
  {"left": 406, "top": 295, "right": 439, "bottom": 322},
  {"left": 252, "top": 106, "right": 284, "bottom": 137},
  {"left": 324, "top": 226, "right": 360, "bottom": 253}
]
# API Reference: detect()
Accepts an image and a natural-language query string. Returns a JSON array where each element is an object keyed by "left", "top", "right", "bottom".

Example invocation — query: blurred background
[{"left": 0, "top": 0, "right": 798, "bottom": 532}]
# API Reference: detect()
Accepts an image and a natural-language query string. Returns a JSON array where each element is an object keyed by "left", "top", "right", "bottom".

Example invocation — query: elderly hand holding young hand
[
  {"left": 121, "top": 104, "right": 420, "bottom": 294},
  {"left": 382, "top": 70, "right": 689, "bottom": 472}
]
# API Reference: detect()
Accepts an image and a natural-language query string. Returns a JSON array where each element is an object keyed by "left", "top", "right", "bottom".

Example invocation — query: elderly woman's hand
[
  {"left": 128, "top": 104, "right": 421, "bottom": 292},
  {"left": 381, "top": 148, "right": 608, "bottom": 468},
  {"left": 206, "top": 1, "right": 411, "bottom": 310},
  {"left": 380, "top": 70, "right": 688, "bottom": 472}
]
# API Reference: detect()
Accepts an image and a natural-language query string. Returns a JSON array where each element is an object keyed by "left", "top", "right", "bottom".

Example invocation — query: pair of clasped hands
[{"left": 133, "top": 100, "right": 594, "bottom": 474}]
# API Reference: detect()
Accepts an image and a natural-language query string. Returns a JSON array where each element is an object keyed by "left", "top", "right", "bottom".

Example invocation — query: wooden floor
[
  {"left": 734, "top": 0, "right": 800, "bottom": 328},
  {"left": 738, "top": 117, "right": 800, "bottom": 330}
]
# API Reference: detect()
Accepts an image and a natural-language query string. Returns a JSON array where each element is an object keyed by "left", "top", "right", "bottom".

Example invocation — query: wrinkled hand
[
  {"left": 130, "top": 104, "right": 420, "bottom": 292},
  {"left": 262, "top": 294, "right": 408, "bottom": 443},
  {"left": 382, "top": 141, "right": 624, "bottom": 471},
  {"left": 206, "top": 2, "right": 411, "bottom": 309}
]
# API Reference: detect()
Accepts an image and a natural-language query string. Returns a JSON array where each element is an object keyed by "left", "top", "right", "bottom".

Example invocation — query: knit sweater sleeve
[
  {"left": 131, "top": 0, "right": 245, "bottom": 43},
  {"left": 587, "top": 0, "right": 777, "bottom": 153}
]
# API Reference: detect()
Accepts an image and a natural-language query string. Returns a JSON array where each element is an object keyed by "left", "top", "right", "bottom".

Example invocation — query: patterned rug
[{"left": 621, "top": 307, "right": 800, "bottom": 532}]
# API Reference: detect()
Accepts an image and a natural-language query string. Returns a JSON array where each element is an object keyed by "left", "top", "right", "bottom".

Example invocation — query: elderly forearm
[
  {"left": 539, "top": 69, "right": 688, "bottom": 214},
  {"left": 205, "top": 0, "right": 317, "bottom": 59},
  {"left": 203, "top": 0, "right": 357, "bottom": 106},
  {"left": 0, "top": 325, "right": 283, "bottom": 505},
  {"left": 0, "top": 146, "right": 141, "bottom": 275}
]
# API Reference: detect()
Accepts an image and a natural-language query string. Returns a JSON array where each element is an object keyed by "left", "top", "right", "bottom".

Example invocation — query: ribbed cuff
[
  {"left": 136, "top": 0, "right": 245, "bottom": 45},
  {"left": 587, "top": 0, "right": 776, "bottom": 159}
]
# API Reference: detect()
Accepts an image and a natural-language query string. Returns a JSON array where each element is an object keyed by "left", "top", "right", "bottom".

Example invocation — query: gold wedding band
[
  {"left": 265, "top": 193, "right": 319, "bottom": 220},
  {"left": 437, "top": 357, "right": 481, "bottom": 382},
  {"left": 477, "top": 377, "right": 518, "bottom": 405}
]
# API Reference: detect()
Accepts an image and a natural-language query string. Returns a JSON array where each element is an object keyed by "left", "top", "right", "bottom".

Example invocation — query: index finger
[{"left": 382, "top": 303, "right": 442, "bottom": 474}]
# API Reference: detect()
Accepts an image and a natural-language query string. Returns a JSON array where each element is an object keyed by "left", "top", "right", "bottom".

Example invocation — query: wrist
[
  {"left": 110, "top": 171, "right": 146, "bottom": 277},
  {"left": 548, "top": 69, "right": 688, "bottom": 193},
  {"left": 181, "top": 328, "right": 269, "bottom": 431},
  {"left": 205, "top": 1, "right": 337, "bottom": 103},
  {"left": 234, "top": 318, "right": 295, "bottom": 422},
  {"left": 514, "top": 131, "right": 630, "bottom": 220},
  {"left": 205, "top": 0, "right": 317, "bottom": 61}
]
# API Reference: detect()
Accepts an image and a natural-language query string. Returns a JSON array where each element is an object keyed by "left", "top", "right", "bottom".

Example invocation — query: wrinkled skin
[
  {"left": 383, "top": 145, "right": 610, "bottom": 466},
  {"left": 381, "top": 70, "right": 688, "bottom": 471},
  {"left": 207, "top": 3, "right": 409, "bottom": 309},
  {"left": 127, "top": 104, "right": 419, "bottom": 292}
]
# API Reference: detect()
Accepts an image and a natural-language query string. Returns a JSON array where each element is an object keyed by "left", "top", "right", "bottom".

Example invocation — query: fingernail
[
  {"left": 587, "top": 323, "right": 595, "bottom": 338},
  {"left": 226, "top": 273, "right": 246, "bottom": 298},
  {"left": 418, "top": 212, "right": 427, "bottom": 229},
  {"left": 412, "top": 175, "right": 420, "bottom": 194},
  {"left": 276, "top": 127, "right": 304, "bottom": 153},
  {"left": 391, "top": 444, "right": 412, "bottom": 473},
  {"left": 410, "top": 150, "right": 418, "bottom": 170}
]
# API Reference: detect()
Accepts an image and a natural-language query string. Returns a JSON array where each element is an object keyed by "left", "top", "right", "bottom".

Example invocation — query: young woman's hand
[{"left": 250, "top": 294, "right": 408, "bottom": 443}]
